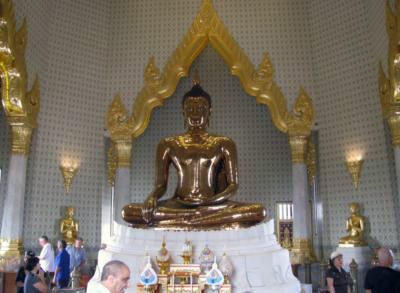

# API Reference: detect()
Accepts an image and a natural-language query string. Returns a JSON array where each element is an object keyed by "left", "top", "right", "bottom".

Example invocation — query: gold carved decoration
[
  {"left": 106, "top": 0, "right": 315, "bottom": 147},
  {"left": 287, "top": 89, "right": 315, "bottom": 163},
  {"left": 379, "top": 0, "right": 400, "bottom": 146},
  {"left": 106, "top": 94, "right": 134, "bottom": 167},
  {"left": 0, "top": 0, "right": 40, "bottom": 155},
  {"left": 60, "top": 161, "right": 79, "bottom": 193},
  {"left": 306, "top": 140, "right": 317, "bottom": 185},
  {"left": 346, "top": 159, "right": 363, "bottom": 190},
  {"left": 107, "top": 143, "right": 117, "bottom": 186},
  {"left": 0, "top": 238, "right": 23, "bottom": 271},
  {"left": 290, "top": 238, "right": 314, "bottom": 265}
]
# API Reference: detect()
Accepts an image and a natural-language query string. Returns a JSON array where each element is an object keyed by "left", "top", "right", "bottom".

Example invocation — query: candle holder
[
  {"left": 60, "top": 159, "right": 79, "bottom": 193},
  {"left": 346, "top": 159, "right": 363, "bottom": 190}
]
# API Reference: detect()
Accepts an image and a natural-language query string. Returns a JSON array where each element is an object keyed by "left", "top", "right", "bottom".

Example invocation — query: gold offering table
[{"left": 137, "top": 263, "right": 231, "bottom": 293}]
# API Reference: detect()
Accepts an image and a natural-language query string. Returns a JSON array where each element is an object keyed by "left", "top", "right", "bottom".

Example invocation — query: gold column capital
[
  {"left": 290, "top": 238, "right": 315, "bottom": 264},
  {"left": 287, "top": 88, "right": 314, "bottom": 163},
  {"left": 289, "top": 135, "right": 308, "bottom": 163},
  {"left": 387, "top": 112, "right": 400, "bottom": 147},
  {"left": 114, "top": 139, "right": 133, "bottom": 168},
  {"left": 10, "top": 124, "right": 33, "bottom": 155}
]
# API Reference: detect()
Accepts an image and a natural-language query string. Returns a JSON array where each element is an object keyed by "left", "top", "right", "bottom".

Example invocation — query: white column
[
  {"left": 292, "top": 163, "right": 311, "bottom": 240},
  {"left": 114, "top": 167, "right": 131, "bottom": 224},
  {"left": 112, "top": 140, "right": 132, "bottom": 225},
  {"left": 0, "top": 155, "right": 28, "bottom": 240},
  {"left": 289, "top": 134, "right": 314, "bottom": 265},
  {"left": 0, "top": 124, "right": 33, "bottom": 272}
]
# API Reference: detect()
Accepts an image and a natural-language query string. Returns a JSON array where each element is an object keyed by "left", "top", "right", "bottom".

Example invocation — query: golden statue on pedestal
[
  {"left": 122, "top": 82, "right": 266, "bottom": 230},
  {"left": 156, "top": 239, "right": 171, "bottom": 275},
  {"left": 60, "top": 207, "right": 79, "bottom": 245},
  {"left": 339, "top": 203, "right": 366, "bottom": 247}
]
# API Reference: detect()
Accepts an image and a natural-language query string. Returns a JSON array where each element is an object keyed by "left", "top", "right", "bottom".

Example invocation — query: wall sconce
[
  {"left": 60, "top": 159, "right": 79, "bottom": 193},
  {"left": 346, "top": 154, "right": 364, "bottom": 190}
]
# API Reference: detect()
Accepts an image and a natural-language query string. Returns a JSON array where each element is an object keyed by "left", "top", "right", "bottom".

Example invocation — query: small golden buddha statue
[
  {"left": 156, "top": 239, "right": 171, "bottom": 274},
  {"left": 60, "top": 207, "right": 79, "bottom": 245},
  {"left": 122, "top": 82, "right": 266, "bottom": 230},
  {"left": 282, "top": 227, "right": 292, "bottom": 249},
  {"left": 339, "top": 203, "right": 366, "bottom": 247}
]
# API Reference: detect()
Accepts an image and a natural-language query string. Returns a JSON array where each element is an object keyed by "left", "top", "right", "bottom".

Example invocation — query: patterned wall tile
[{"left": 306, "top": 0, "right": 399, "bottom": 254}]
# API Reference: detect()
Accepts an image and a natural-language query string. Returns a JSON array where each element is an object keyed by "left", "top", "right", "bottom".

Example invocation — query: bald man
[
  {"left": 364, "top": 248, "right": 400, "bottom": 293},
  {"left": 87, "top": 260, "right": 130, "bottom": 293}
]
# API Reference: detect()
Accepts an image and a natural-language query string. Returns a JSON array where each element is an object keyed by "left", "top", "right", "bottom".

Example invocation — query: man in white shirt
[
  {"left": 38, "top": 235, "right": 55, "bottom": 274},
  {"left": 87, "top": 260, "right": 130, "bottom": 293}
]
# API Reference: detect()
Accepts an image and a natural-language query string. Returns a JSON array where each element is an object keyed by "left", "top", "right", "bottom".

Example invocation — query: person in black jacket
[
  {"left": 326, "top": 251, "right": 351, "bottom": 293},
  {"left": 364, "top": 247, "right": 400, "bottom": 293},
  {"left": 15, "top": 250, "right": 35, "bottom": 293}
]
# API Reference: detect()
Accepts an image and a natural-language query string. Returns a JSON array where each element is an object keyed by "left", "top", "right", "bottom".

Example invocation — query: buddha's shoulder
[{"left": 209, "top": 134, "right": 235, "bottom": 144}]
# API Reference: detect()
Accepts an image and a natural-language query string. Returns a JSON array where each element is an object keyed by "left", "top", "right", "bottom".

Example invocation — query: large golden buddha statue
[
  {"left": 339, "top": 203, "right": 366, "bottom": 247},
  {"left": 122, "top": 83, "right": 266, "bottom": 230}
]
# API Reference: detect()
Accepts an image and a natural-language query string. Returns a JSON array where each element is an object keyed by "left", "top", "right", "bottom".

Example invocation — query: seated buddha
[
  {"left": 122, "top": 82, "right": 266, "bottom": 230},
  {"left": 339, "top": 203, "right": 366, "bottom": 246}
]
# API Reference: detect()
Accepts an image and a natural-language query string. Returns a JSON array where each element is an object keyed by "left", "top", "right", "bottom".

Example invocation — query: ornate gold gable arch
[
  {"left": 0, "top": 0, "right": 40, "bottom": 154},
  {"left": 107, "top": 0, "right": 314, "bottom": 170}
]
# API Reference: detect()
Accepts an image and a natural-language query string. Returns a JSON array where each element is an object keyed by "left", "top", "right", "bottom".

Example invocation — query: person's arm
[
  {"left": 15, "top": 267, "right": 25, "bottom": 288},
  {"left": 33, "top": 271, "right": 48, "bottom": 293},
  {"left": 365, "top": 290, "right": 371, "bottom": 293},
  {"left": 206, "top": 138, "right": 238, "bottom": 204},
  {"left": 327, "top": 277, "right": 336, "bottom": 293},
  {"left": 79, "top": 249, "right": 87, "bottom": 268},
  {"left": 347, "top": 285, "right": 351, "bottom": 293},
  {"left": 53, "top": 267, "right": 60, "bottom": 284},
  {"left": 33, "top": 279, "right": 48, "bottom": 293}
]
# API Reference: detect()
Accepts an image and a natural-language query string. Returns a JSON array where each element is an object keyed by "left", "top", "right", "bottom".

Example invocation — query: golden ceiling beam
[{"left": 107, "top": 0, "right": 314, "bottom": 141}]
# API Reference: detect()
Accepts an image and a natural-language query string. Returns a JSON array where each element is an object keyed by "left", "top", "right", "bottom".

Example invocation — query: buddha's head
[
  {"left": 182, "top": 84, "right": 212, "bottom": 130},
  {"left": 349, "top": 203, "right": 359, "bottom": 214},
  {"left": 66, "top": 206, "right": 74, "bottom": 218}
]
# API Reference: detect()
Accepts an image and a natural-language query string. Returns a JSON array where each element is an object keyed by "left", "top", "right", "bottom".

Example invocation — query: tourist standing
[
  {"left": 24, "top": 257, "right": 48, "bottom": 293},
  {"left": 364, "top": 247, "right": 400, "bottom": 293},
  {"left": 38, "top": 235, "right": 54, "bottom": 283},
  {"left": 15, "top": 250, "right": 35, "bottom": 293},
  {"left": 66, "top": 237, "right": 87, "bottom": 271},
  {"left": 86, "top": 260, "right": 130, "bottom": 293},
  {"left": 326, "top": 251, "right": 351, "bottom": 293},
  {"left": 53, "top": 239, "right": 70, "bottom": 288}
]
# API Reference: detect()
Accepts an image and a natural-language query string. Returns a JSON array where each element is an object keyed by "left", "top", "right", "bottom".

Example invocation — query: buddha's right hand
[{"left": 143, "top": 195, "right": 158, "bottom": 224}]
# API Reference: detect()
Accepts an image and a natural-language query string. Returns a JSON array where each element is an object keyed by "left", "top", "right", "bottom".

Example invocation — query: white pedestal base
[
  {"left": 91, "top": 220, "right": 300, "bottom": 293},
  {"left": 336, "top": 246, "right": 372, "bottom": 292}
]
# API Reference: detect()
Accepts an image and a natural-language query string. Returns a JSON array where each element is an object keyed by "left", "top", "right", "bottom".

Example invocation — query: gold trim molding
[
  {"left": 0, "top": 0, "right": 40, "bottom": 155},
  {"left": 106, "top": 0, "right": 314, "bottom": 144},
  {"left": 379, "top": 0, "right": 400, "bottom": 147},
  {"left": 0, "top": 238, "right": 23, "bottom": 272},
  {"left": 306, "top": 140, "right": 317, "bottom": 184}
]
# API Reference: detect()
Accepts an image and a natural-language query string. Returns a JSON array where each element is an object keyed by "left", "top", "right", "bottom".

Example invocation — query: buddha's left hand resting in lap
[{"left": 122, "top": 83, "right": 266, "bottom": 230}]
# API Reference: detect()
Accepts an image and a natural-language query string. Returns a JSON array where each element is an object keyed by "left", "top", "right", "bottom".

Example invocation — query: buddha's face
[
  {"left": 183, "top": 96, "right": 211, "bottom": 130},
  {"left": 350, "top": 203, "right": 359, "bottom": 214},
  {"left": 67, "top": 207, "right": 74, "bottom": 218}
]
